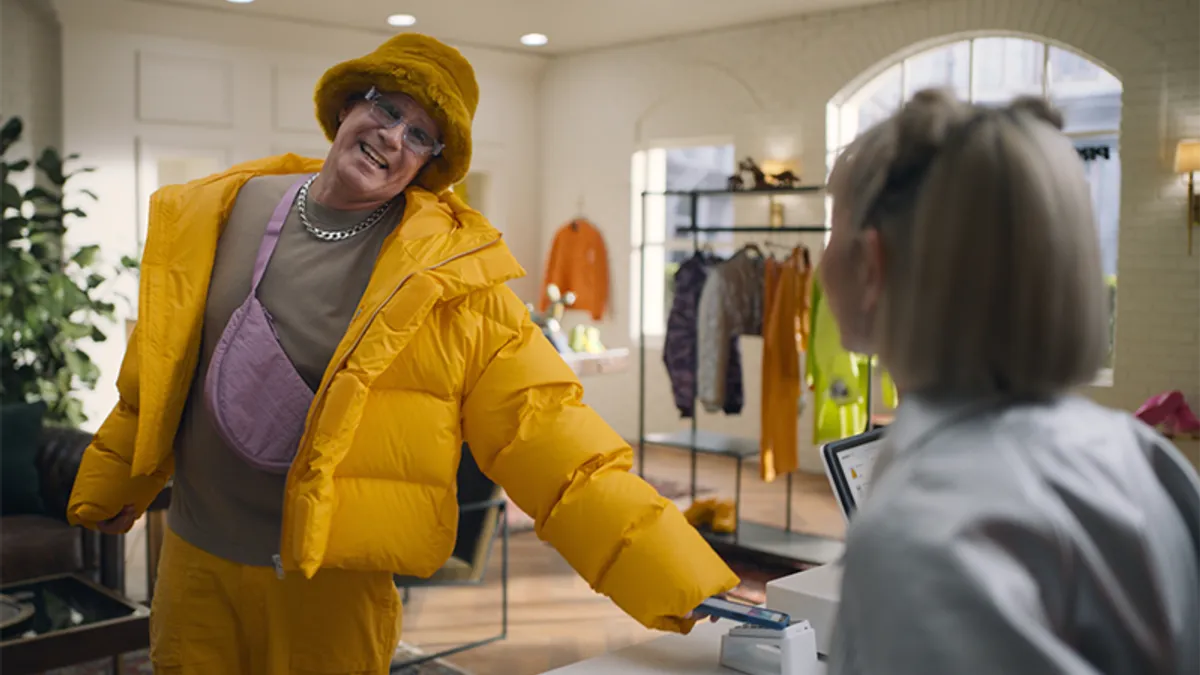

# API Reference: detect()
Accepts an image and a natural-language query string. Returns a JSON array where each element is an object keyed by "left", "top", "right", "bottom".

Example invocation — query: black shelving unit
[{"left": 636, "top": 186, "right": 844, "bottom": 567}]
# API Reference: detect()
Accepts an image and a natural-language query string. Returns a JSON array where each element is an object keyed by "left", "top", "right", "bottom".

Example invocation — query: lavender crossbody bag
[{"left": 204, "top": 176, "right": 315, "bottom": 473}]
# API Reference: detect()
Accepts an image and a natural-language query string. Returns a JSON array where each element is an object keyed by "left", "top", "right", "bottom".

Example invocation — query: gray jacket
[
  {"left": 830, "top": 394, "right": 1200, "bottom": 675},
  {"left": 696, "top": 250, "right": 764, "bottom": 413}
]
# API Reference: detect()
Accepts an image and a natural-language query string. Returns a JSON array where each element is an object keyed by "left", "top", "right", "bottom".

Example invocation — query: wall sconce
[{"left": 1174, "top": 140, "right": 1200, "bottom": 255}]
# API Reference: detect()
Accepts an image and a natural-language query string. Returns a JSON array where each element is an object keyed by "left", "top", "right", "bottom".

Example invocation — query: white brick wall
[{"left": 541, "top": 0, "right": 1200, "bottom": 472}]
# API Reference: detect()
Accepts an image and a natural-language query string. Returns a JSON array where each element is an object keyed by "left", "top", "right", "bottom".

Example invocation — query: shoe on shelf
[
  {"left": 567, "top": 324, "right": 589, "bottom": 352},
  {"left": 683, "top": 497, "right": 737, "bottom": 533},
  {"left": 710, "top": 500, "right": 737, "bottom": 534},
  {"left": 584, "top": 326, "right": 606, "bottom": 354},
  {"left": 684, "top": 498, "right": 717, "bottom": 528}
]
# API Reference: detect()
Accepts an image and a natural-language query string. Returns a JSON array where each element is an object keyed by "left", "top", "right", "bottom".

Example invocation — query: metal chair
[{"left": 391, "top": 444, "right": 509, "bottom": 670}]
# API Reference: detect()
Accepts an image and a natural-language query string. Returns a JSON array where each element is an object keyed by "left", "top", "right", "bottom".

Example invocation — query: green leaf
[
  {"left": 36, "top": 148, "right": 65, "bottom": 185},
  {"left": 1, "top": 183, "right": 20, "bottom": 210},
  {"left": 70, "top": 242, "right": 99, "bottom": 266},
  {"left": 60, "top": 322, "right": 91, "bottom": 340},
  {"left": 62, "top": 398, "right": 87, "bottom": 426},
  {"left": 0, "top": 118, "right": 23, "bottom": 156},
  {"left": 24, "top": 186, "right": 56, "bottom": 202},
  {"left": 2, "top": 129, "right": 107, "bottom": 427},
  {"left": 63, "top": 348, "right": 91, "bottom": 376}
]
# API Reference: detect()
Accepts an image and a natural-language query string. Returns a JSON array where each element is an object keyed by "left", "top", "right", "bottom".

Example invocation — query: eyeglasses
[{"left": 363, "top": 87, "right": 444, "bottom": 157}]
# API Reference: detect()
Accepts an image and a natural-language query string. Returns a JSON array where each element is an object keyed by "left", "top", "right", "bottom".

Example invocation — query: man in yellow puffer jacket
[{"left": 68, "top": 33, "right": 738, "bottom": 674}]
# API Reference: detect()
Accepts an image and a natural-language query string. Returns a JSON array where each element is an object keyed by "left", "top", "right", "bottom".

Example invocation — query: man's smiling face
[{"left": 323, "top": 90, "right": 442, "bottom": 206}]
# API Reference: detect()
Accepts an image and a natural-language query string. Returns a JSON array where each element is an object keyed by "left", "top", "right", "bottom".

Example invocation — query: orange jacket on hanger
[
  {"left": 539, "top": 219, "right": 610, "bottom": 321},
  {"left": 760, "top": 247, "right": 813, "bottom": 482}
]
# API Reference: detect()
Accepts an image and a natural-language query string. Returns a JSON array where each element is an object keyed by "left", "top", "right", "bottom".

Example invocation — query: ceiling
[{"left": 134, "top": 0, "right": 895, "bottom": 54}]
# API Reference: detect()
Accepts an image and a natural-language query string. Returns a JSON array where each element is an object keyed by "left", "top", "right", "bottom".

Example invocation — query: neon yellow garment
[{"left": 806, "top": 278, "right": 898, "bottom": 444}]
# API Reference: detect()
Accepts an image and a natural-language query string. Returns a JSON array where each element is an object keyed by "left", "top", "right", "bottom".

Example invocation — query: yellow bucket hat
[{"left": 314, "top": 33, "right": 479, "bottom": 195}]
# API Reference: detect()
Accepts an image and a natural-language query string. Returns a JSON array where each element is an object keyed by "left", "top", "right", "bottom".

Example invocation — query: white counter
[
  {"left": 766, "top": 565, "right": 842, "bottom": 655},
  {"left": 541, "top": 619, "right": 828, "bottom": 675}
]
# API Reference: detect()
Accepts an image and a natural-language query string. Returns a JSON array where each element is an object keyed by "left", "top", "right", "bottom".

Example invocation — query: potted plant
[{"left": 1, "top": 117, "right": 135, "bottom": 426}]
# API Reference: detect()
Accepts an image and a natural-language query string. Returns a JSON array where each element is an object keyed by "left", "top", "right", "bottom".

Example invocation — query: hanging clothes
[
  {"left": 539, "top": 218, "right": 609, "bottom": 321},
  {"left": 663, "top": 252, "right": 743, "bottom": 418},
  {"left": 806, "top": 277, "right": 898, "bottom": 445},
  {"left": 697, "top": 248, "right": 766, "bottom": 414},
  {"left": 760, "top": 247, "right": 813, "bottom": 482},
  {"left": 666, "top": 253, "right": 739, "bottom": 417}
]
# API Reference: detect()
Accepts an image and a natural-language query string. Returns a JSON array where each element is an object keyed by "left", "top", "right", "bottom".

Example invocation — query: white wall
[
  {"left": 2, "top": 0, "right": 63, "bottom": 178},
  {"left": 541, "top": 0, "right": 1200, "bottom": 473},
  {"left": 52, "top": 0, "right": 547, "bottom": 427}
]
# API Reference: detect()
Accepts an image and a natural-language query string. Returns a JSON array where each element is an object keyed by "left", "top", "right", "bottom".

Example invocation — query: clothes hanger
[
  {"left": 763, "top": 241, "right": 794, "bottom": 257},
  {"left": 739, "top": 243, "right": 764, "bottom": 258},
  {"left": 571, "top": 195, "right": 585, "bottom": 231}
]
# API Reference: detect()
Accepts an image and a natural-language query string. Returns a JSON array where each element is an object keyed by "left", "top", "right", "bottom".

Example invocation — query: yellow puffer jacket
[{"left": 67, "top": 154, "right": 739, "bottom": 632}]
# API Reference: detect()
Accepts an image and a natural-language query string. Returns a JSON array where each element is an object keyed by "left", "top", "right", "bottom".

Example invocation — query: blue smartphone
[{"left": 696, "top": 596, "right": 791, "bottom": 630}]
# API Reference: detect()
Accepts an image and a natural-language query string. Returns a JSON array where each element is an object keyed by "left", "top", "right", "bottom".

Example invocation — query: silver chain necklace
[{"left": 296, "top": 174, "right": 394, "bottom": 242}]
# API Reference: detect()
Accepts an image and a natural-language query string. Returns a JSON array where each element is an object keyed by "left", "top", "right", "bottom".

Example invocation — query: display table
[
  {"left": 561, "top": 348, "right": 629, "bottom": 377},
  {"left": 541, "top": 619, "right": 827, "bottom": 674},
  {"left": 0, "top": 574, "right": 150, "bottom": 675}
]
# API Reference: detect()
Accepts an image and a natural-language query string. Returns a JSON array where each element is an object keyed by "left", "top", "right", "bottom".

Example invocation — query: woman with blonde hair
[
  {"left": 67, "top": 33, "right": 738, "bottom": 674},
  {"left": 821, "top": 89, "right": 1200, "bottom": 674}
]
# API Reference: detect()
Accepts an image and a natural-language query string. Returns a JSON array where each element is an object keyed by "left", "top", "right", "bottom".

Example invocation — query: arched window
[{"left": 826, "top": 36, "right": 1122, "bottom": 371}]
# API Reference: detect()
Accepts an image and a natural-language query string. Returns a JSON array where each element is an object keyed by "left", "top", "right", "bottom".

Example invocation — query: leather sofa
[{"left": 0, "top": 426, "right": 122, "bottom": 589}]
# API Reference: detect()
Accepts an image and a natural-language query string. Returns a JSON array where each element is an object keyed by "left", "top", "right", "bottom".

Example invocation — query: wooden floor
[{"left": 400, "top": 443, "right": 844, "bottom": 675}]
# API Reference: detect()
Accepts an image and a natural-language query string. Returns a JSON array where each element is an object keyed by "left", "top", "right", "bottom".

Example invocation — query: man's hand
[
  {"left": 685, "top": 609, "right": 721, "bottom": 623},
  {"left": 96, "top": 504, "right": 137, "bottom": 534}
]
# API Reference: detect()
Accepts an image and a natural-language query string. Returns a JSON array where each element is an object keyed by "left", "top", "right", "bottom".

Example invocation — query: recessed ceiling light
[
  {"left": 387, "top": 14, "right": 417, "bottom": 27},
  {"left": 520, "top": 33, "right": 549, "bottom": 47},
  {"left": 225, "top": 0, "right": 255, "bottom": 4}
]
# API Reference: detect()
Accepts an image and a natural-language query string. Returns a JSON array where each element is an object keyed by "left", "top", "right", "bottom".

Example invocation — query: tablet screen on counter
[{"left": 821, "top": 428, "right": 886, "bottom": 521}]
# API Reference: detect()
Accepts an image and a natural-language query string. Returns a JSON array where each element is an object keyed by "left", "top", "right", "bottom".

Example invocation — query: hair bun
[
  {"left": 1008, "top": 96, "right": 1065, "bottom": 130},
  {"left": 887, "top": 88, "right": 973, "bottom": 187}
]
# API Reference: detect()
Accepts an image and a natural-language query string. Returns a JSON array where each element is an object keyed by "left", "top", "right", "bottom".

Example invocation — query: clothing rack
[
  {"left": 636, "top": 186, "right": 844, "bottom": 568},
  {"left": 676, "top": 225, "right": 830, "bottom": 234}
]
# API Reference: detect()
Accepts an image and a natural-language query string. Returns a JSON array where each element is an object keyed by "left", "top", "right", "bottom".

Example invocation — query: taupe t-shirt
[{"left": 167, "top": 173, "right": 403, "bottom": 566}]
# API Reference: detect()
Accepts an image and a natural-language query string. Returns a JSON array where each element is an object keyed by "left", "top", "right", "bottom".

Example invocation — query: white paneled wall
[
  {"left": 55, "top": 0, "right": 547, "bottom": 427},
  {"left": 137, "top": 53, "right": 233, "bottom": 126}
]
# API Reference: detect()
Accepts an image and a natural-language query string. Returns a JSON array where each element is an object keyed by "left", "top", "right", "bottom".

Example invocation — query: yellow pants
[{"left": 150, "top": 528, "right": 401, "bottom": 674}]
